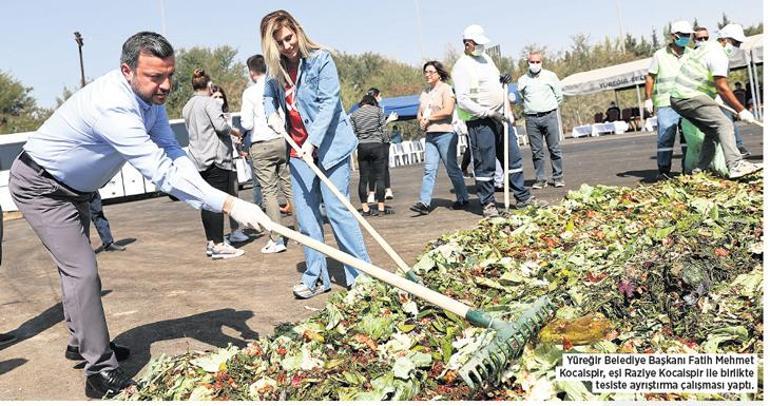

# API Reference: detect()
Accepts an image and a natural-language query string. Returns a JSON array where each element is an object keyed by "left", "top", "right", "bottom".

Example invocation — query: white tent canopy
[
  {"left": 561, "top": 58, "right": 650, "bottom": 96},
  {"left": 561, "top": 34, "right": 763, "bottom": 97}
]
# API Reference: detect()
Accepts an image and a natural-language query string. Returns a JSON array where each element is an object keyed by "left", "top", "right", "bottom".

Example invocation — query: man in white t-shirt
[{"left": 670, "top": 23, "right": 761, "bottom": 179}]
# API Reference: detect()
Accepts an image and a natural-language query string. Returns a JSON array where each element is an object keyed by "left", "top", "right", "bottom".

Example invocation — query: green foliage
[
  {"left": 0, "top": 70, "right": 49, "bottom": 134},
  {"left": 334, "top": 51, "right": 424, "bottom": 111},
  {"left": 165, "top": 46, "right": 248, "bottom": 119}
]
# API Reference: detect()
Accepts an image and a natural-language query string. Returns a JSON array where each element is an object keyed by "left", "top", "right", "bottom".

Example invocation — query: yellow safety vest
[
  {"left": 456, "top": 55, "right": 483, "bottom": 122},
  {"left": 651, "top": 46, "right": 689, "bottom": 107},
  {"left": 671, "top": 41, "right": 723, "bottom": 100}
]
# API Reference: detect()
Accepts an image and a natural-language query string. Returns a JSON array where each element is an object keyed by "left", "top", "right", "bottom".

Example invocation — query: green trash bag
[{"left": 681, "top": 118, "right": 729, "bottom": 176}]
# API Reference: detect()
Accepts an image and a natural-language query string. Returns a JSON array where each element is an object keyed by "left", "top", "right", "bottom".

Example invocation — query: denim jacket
[{"left": 264, "top": 50, "right": 357, "bottom": 170}]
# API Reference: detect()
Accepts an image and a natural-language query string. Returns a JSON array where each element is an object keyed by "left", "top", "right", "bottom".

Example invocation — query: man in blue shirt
[{"left": 8, "top": 32, "right": 269, "bottom": 398}]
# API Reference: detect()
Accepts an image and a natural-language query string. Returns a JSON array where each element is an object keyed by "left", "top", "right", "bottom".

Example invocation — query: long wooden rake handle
[
  {"left": 503, "top": 83, "right": 510, "bottom": 210},
  {"left": 269, "top": 220, "right": 472, "bottom": 317},
  {"left": 281, "top": 132, "right": 412, "bottom": 272},
  {"left": 718, "top": 103, "right": 764, "bottom": 128}
]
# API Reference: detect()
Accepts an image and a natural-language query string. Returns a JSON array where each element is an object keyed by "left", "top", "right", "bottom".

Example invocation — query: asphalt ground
[{"left": 0, "top": 124, "right": 763, "bottom": 399}]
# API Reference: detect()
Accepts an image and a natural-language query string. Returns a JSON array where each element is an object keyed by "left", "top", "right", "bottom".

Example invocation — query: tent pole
[
  {"left": 746, "top": 51, "right": 758, "bottom": 120},
  {"left": 576, "top": 96, "right": 582, "bottom": 124},
  {"left": 635, "top": 84, "right": 643, "bottom": 131},
  {"left": 754, "top": 63, "right": 765, "bottom": 121}
]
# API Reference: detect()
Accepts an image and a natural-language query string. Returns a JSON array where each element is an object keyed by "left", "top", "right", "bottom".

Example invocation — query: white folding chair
[
  {"left": 392, "top": 143, "right": 407, "bottom": 166},
  {"left": 401, "top": 142, "right": 414, "bottom": 165},
  {"left": 414, "top": 139, "right": 425, "bottom": 162},
  {"left": 388, "top": 143, "right": 398, "bottom": 168}
]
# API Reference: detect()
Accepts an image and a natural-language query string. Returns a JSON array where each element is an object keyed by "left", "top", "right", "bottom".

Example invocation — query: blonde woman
[{"left": 260, "top": 10, "right": 370, "bottom": 299}]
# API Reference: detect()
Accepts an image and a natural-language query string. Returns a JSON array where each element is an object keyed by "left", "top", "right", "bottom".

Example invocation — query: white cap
[
  {"left": 718, "top": 23, "right": 747, "bottom": 43},
  {"left": 670, "top": 20, "right": 694, "bottom": 35},
  {"left": 463, "top": 24, "right": 490, "bottom": 45}
]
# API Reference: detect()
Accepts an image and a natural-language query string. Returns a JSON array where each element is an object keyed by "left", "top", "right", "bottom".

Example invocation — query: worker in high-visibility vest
[
  {"left": 451, "top": 24, "right": 538, "bottom": 218},
  {"left": 670, "top": 23, "right": 762, "bottom": 179},
  {"left": 644, "top": 20, "right": 693, "bottom": 181}
]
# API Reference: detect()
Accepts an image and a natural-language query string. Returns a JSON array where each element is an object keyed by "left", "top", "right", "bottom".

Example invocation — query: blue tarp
[
  {"left": 348, "top": 95, "right": 421, "bottom": 121},
  {"left": 347, "top": 84, "right": 519, "bottom": 121}
]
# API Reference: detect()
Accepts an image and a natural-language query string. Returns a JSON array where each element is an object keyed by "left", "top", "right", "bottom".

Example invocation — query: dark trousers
[
  {"left": 199, "top": 165, "right": 234, "bottom": 244},
  {"left": 369, "top": 143, "right": 391, "bottom": 191},
  {"left": 467, "top": 118, "right": 530, "bottom": 206},
  {"left": 358, "top": 142, "right": 388, "bottom": 203},
  {"left": 88, "top": 191, "right": 114, "bottom": 246}
]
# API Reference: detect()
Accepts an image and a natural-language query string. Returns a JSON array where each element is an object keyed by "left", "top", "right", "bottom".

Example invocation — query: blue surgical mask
[{"left": 674, "top": 36, "right": 690, "bottom": 47}]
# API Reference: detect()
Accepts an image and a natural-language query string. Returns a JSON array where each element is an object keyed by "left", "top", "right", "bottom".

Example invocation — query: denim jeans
[
  {"left": 88, "top": 191, "right": 114, "bottom": 246},
  {"left": 289, "top": 157, "right": 370, "bottom": 290},
  {"left": 249, "top": 160, "right": 264, "bottom": 207},
  {"left": 655, "top": 106, "right": 687, "bottom": 173},
  {"left": 724, "top": 110, "right": 745, "bottom": 149},
  {"left": 524, "top": 110, "right": 563, "bottom": 182},
  {"left": 467, "top": 118, "right": 530, "bottom": 206},
  {"left": 419, "top": 132, "right": 469, "bottom": 206}
]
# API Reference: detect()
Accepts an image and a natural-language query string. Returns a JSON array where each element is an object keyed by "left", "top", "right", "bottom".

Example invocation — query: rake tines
[{"left": 459, "top": 297, "right": 556, "bottom": 389}]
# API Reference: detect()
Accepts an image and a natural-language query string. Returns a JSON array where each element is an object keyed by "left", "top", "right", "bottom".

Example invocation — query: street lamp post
[{"left": 74, "top": 32, "right": 85, "bottom": 88}]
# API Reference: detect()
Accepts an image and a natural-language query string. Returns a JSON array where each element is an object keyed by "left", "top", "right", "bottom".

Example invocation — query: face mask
[
  {"left": 674, "top": 36, "right": 690, "bottom": 47},
  {"left": 471, "top": 44, "right": 485, "bottom": 56},
  {"left": 529, "top": 63, "right": 542, "bottom": 74},
  {"left": 214, "top": 98, "right": 225, "bottom": 107},
  {"left": 723, "top": 43, "right": 738, "bottom": 57},
  {"left": 694, "top": 40, "right": 705, "bottom": 49}
]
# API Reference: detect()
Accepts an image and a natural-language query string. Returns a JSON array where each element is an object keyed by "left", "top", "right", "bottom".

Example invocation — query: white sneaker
[
  {"left": 367, "top": 192, "right": 375, "bottom": 204},
  {"left": 385, "top": 189, "right": 394, "bottom": 200},
  {"left": 261, "top": 239, "right": 287, "bottom": 254},
  {"left": 728, "top": 160, "right": 763, "bottom": 179},
  {"left": 206, "top": 241, "right": 214, "bottom": 256},
  {"left": 211, "top": 242, "right": 245, "bottom": 259},
  {"left": 227, "top": 229, "right": 250, "bottom": 243}
]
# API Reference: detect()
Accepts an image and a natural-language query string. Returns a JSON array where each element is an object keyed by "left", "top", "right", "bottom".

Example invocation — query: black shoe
[
  {"left": 378, "top": 207, "right": 395, "bottom": 216},
  {"left": 102, "top": 242, "right": 126, "bottom": 252},
  {"left": 85, "top": 367, "right": 135, "bottom": 399},
  {"left": 451, "top": 200, "right": 469, "bottom": 210},
  {"left": 409, "top": 202, "right": 430, "bottom": 215},
  {"left": 0, "top": 333, "right": 17, "bottom": 346},
  {"left": 655, "top": 172, "right": 672, "bottom": 182},
  {"left": 494, "top": 186, "right": 504, "bottom": 192},
  {"left": 66, "top": 342, "right": 130, "bottom": 362},
  {"left": 515, "top": 196, "right": 547, "bottom": 209}
]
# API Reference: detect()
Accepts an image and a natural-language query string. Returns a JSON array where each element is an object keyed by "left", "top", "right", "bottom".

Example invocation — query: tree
[
  {"left": 165, "top": 46, "right": 248, "bottom": 119},
  {"left": 0, "top": 70, "right": 48, "bottom": 134},
  {"left": 651, "top": 27, "right": 659, "bottom": 49},
  {"left": 718, "top": 13, "right": 730, "bottom": 29}
]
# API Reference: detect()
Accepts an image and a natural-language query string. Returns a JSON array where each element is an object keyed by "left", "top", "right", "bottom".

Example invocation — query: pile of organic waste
[{"left": 117, "top": 173, "right": 763, "bottom": 401}]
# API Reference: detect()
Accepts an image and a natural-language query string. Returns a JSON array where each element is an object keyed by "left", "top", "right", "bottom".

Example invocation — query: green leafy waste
[{"left": 116, "top": 173, "right": 763, "bottom": 401}]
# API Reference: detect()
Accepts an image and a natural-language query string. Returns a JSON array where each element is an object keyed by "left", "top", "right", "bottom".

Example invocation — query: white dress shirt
[
  {"left": 23, "top": 69, "right": 229, "bottom": 211},
  {"left": 240, "top": 76, "right": 282, "bottom": 143}
]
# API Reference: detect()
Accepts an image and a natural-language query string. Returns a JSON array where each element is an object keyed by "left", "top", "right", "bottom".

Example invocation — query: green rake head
[{"left": 459, "top": 296, "right": 556, "bottom": 389}]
